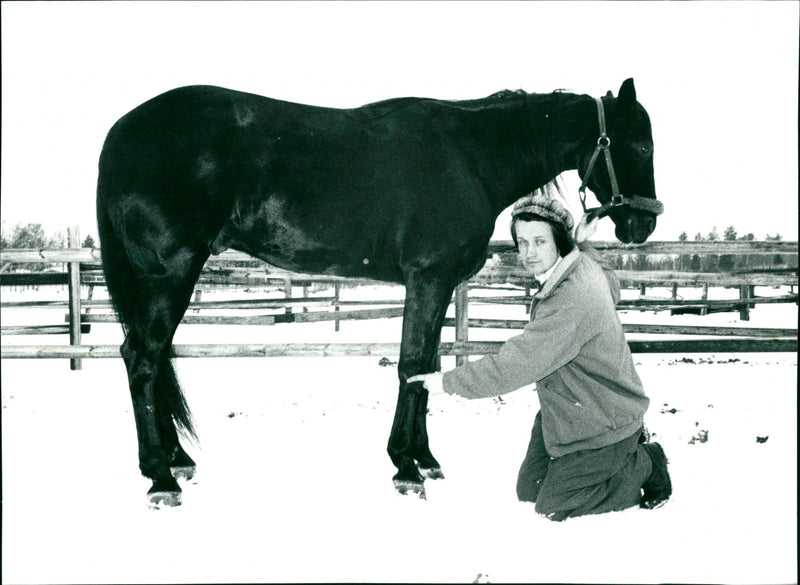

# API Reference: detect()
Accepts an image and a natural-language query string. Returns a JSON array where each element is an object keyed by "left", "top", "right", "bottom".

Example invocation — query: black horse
[{"left": 97, "top": 78, "right": 660, "bottom": 506}]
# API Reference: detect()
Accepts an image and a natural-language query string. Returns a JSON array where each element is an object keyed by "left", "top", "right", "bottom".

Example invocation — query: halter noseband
[{"left": 578, "top": 97, "right": 664, "bottom": 221}]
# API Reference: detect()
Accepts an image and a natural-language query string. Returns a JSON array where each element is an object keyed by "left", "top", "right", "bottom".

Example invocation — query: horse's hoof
[
  {"left": 147, "top": 490, "right": 182, "bottom": 508},
  {"left": 394, "top": 479, "right": 426, "bottom": 500},
  {"left": 171, "top": 465, "right": 196, "bottom": 481},
  {"left": 419, "top": 466, "right": 445, "bottom": 480}
]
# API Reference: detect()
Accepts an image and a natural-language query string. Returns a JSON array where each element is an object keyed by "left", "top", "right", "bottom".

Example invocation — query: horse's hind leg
[
  {"left": 121, "top": 272, "right": 203, "bottom": 507},
  {"left": 121, "top": 332, "right": 180, "bottom": 507},
  {"left": 156, "top": 362, "right": 196, "bottom": 481}
]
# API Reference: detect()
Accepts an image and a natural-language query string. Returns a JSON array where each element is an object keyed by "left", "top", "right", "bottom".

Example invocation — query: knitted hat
[{"left": 511, "top": 192, "right": 574, "bottom": 231}]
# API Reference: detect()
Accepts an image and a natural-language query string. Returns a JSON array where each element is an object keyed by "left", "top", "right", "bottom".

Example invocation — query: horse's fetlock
[{"left": 138, "top": 450, "right": 171, "bottom": 479}]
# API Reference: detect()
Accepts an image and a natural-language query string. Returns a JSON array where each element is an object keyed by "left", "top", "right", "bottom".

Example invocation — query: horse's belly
[
  {"left": 238, "top": 243, "right": 402, "bottom": 283},
  {"left": 215, "top": 206, "right": 402, "bottom": 283}
]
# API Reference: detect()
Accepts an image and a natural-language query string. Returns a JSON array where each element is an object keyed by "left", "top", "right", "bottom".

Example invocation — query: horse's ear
[
  {"left": 605, "top": 91, "right": 613, "bottom": 99},
  {"left": 618, "top": 78, "right": 637, "bottom": 106}
]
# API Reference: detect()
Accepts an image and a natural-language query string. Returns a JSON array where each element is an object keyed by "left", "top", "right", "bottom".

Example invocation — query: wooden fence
[{"left": 2, "top": 235, "right": 797, "bottom": 369}]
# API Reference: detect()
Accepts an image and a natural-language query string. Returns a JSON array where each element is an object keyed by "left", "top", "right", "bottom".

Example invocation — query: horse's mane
[
  {"left": 359, "top": 88, "right": 530, "bottom": 121},
  {"left": 357, "top": 88, "right": 586, "bottom": 204},
  {"left": 487, "top": 89, "right": 527, "bottom": 100},
  {"left": 523, "top": 89, "right": 590, "bottom": 200},
  {"left": 530, "top": 178, "right": 568, "bottom": 204},
  {"left": 448, "top": 89, "right": 528, "bottom": 111}
]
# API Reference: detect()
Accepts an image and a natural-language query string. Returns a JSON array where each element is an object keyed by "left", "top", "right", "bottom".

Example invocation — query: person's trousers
[{"left": 516, "top": 411, "right": 653, "bottom": 521}]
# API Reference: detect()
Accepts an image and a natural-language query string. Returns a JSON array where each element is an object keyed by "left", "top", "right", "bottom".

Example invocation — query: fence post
[
  {"left": 67, "top": 227, "right": 82, "bottom": 370},
  {"left": 701, "top": 283, "right": 709, "bottom": 316},
  {"left": 738, "top": 285, "right": 751, "bottom": 321},
  {"left": 334, "top": 281, "right": 341, "bottom": 332},
  {"left": 283, "top": 277, "right": 292, "bottom": 314},
  {"left": 454, "top": 282, "right": 469, "bottom": 366}
]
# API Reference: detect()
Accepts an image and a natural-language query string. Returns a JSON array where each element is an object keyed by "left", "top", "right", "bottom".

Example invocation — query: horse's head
[{"left": 577, "top": 78, "right": 660, "bottom": 244}]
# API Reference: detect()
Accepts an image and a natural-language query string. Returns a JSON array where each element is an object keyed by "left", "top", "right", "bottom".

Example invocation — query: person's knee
[
  {"left": 532, "top": 482, "right": 558, "bottom": 513},
  {"left": 534, "top": 497, "right": 569, "bottom": 521}
]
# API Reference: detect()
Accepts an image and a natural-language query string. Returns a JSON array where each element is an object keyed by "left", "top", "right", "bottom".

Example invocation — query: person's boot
[{"left": 640, "top": 442, "right": 672, "bottom": 509}]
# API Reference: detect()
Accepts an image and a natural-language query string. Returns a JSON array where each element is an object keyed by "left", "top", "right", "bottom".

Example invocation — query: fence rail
[
  {"left": 2, "top": 236, "right": 797, "bottom": 367},
  {"left": 2, "top": 337, "right": 796, "bottom": 360}
]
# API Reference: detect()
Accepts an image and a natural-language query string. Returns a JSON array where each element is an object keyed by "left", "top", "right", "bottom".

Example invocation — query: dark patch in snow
[
  {"left": 689, "top": 428, "right": 709, "bottom": 444},
  {"left": 378, "top": 357, "right": 397, "bottom": 367},
  {"left": 756, "top": 436, "right": 769, "bottom": 444},
  {"left": 667, "top": 357, "right": 748, "bottom": 365}
]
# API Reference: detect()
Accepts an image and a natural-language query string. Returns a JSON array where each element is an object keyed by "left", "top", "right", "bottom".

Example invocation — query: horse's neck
[{"left": 485, "top": 92, "right": 597, "bottom": 215}]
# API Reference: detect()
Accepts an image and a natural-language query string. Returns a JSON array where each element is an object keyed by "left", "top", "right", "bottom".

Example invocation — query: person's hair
[{"left": 511, "top": 213, "right": 575, "bottom": 257}]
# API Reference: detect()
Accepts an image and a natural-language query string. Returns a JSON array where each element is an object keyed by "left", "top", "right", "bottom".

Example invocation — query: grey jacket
[{"left": 442, "top": 245, "right": 649, "bottom": 458}]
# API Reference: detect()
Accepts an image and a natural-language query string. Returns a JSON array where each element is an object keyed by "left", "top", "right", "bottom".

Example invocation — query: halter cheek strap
[{"left": 578, "top": 97, "right": 664, "bottom": 220}]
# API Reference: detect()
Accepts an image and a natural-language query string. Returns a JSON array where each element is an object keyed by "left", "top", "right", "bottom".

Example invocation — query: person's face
[{"left": 516, "top": 220, "right": 559, "bottom": 276}]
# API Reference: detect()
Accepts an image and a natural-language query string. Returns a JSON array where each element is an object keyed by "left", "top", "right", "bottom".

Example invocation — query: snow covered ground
[{"left": 2, "top": 284, "right": 797, "bottom": 584}]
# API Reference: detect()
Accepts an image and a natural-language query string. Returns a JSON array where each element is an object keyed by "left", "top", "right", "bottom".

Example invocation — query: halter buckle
[{"left": 597, "top": 134, "right": 611, "bottom": 148}]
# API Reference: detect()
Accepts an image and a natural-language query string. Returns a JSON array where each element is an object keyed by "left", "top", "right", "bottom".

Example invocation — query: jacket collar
[
  {"left": 535, "top": 255, "right": 563, "bottom": 286},
  {"left": 537, "top": 248, "right": 581, "bottom": 298}
]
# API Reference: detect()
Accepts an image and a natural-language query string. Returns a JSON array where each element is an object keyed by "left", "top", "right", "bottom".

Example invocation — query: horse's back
[
  {"left": 97, "top": 85, "right": 499, "bottom": 283},
  {"left": 98, "top": 86, "right": 308, "bottom": 214},
  {"left": 102, "top": 86, "right": 318, "bottom": 154},
  {"left": 99, "top": 84, "right": 466, "bottom": 226}
]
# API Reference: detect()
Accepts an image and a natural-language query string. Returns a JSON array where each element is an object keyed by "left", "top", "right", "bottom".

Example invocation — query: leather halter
[{"left": 578, "top": 97, "right": 664, "bottom": 221}]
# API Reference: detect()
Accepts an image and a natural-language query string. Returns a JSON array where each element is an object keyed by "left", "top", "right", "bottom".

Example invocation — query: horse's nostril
[{"left": 645, "top": 216, "right": 657, "bottom": 239}]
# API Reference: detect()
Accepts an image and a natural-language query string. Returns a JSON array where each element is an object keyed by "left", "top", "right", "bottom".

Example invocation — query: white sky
[{"left": 1, "top": 1, "right": 798, "bottom": 242}]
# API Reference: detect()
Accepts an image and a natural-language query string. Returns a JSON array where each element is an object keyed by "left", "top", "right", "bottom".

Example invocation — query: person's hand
[
  {"left": 407, "top": 372, "right": 445, "bottom": 395},
  {"left": 574, "top": 213, "right": 599, "bottom": 244}
]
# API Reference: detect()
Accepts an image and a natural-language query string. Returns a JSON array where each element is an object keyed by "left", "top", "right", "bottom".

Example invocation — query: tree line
[
  {"left": 678, "top": 225, "right": 783, "bottom": 242},
  {"left": 0, "top": 223, "right": 97, "bottom": 272},
  {"left": 1, "top": 222, "right": 787, "bottom": 250},
  {"left": 2, "top": 222, "right": 794, "bottom": 276},
  {"left": 0, "top": 223, "right": 95, "bottom": 250}
]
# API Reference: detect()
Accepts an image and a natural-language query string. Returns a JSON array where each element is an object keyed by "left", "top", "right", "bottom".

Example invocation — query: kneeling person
[{"left": 410, "top": 193, "right": 671, "bottom": 521}]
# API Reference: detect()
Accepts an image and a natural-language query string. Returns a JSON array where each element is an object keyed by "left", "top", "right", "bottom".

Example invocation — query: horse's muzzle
[{"left": 615, "top": 211, "right": 657, "bottom": 244}]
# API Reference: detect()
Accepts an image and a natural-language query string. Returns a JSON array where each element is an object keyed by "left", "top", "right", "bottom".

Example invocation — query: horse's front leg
[{"left": 388, "top": 273, "right": 453, "bottom": 498}]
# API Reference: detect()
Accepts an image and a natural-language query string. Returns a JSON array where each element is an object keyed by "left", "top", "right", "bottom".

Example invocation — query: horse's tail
[{"left": 96, "top": 169, "right": 197, "bottom": 441}]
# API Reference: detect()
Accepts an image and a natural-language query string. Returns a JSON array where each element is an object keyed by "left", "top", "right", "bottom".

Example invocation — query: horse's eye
[{"left": 640, "top": 146, "right": 651, "bottom": 155}]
